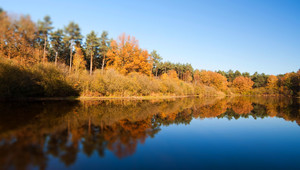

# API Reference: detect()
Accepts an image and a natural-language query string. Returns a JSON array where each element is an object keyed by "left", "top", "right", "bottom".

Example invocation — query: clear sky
[{"left": 1, "top": 0, "right": 299, "bottom": 75}]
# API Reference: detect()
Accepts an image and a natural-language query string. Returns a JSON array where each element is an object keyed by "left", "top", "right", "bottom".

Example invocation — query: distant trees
[
  {"left": 232, "top": 76, "right": 254, "bottom": 93},
  {"left": 0, "top": 8, "right": 299, "bottom": 97},
  {"left": 251, "top": 72, "right": 268, "bottom": 88},
  {"left": 267, "top": 75, "right": 278, "bottom": 90},
  {"left": 195, "top": 70, "right": 228, "bottom": 91},
  {"left": 277, "top": 70, "right": 300, "bottom": 96}
]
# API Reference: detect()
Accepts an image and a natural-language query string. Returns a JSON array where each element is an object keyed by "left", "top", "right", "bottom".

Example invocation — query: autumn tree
[
  {"left": 168, "top": 70, "right": 178, "bottom": 80},
  {"left": 267, "top": 75, "right": 278, "bottom": 90},
  {"left": 193, "top": 69, "right": 201, "bottom": 85},
  {"left": 278, "top": 70, "right": 300, "bottom": 96},
  {"left": 183, "top": 70, "right": 192, "bottom": 82},
  {"left": 197, "top": 70, "right": 228, "bottom": 91},
  {"left": 73, "top": 46, "right": 86, "bottom": 73},
  {"left": 230, "top": 98, "right": 253, "bottom": 114},
  {"left": 232, "top": 76, "right": 254, "bottom": 93},
  {"left": 37, "top": 15, "right": 53, "bottom": 62},
  {"left": 13, "top": 15, "right": 38, "bottom": 64},
  {"left": 85, "top": 31, "right": 100, "bottom": 75},
  {"left": 0, "top": 9, "right": 11, "bottom": 58},
  {"left": 64, "top": 22, "right": 82, "bottom": 72},
  {"left": 106, "top": 33, "right": 152, "bottom": 75}
]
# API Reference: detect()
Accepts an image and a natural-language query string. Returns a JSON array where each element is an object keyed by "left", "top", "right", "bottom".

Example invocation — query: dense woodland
[{"left": 0, "top": 9, "right": 299, "bottom": 98}]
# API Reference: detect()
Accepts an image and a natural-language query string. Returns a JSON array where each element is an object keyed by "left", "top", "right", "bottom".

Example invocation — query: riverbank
[
  {"left": 0, "top": 95, "right": 205, "bottom": 101},
  {"left": 0, "top": 58, "right": 298, "bottom": 100}
]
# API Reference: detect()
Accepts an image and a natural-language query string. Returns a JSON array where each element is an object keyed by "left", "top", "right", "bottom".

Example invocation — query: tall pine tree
[
  {"left": 38, "top": 15, "right": 53, "bottom": 62},
  {"left": 64, "top": 22, "right": 82, "bottom": 72},
  {"left": 85, "top": 31, "right": 100, "bottom": 75}
]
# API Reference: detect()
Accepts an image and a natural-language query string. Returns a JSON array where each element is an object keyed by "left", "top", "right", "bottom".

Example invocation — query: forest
[{"left": 0, "top": 8, "right": 299, "bottom": 99}]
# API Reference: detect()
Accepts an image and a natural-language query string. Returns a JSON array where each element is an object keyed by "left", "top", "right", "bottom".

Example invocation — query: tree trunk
[
  {"left": 90, "top": 52, "right": 93, "bottom": 75},
  {"left": 55, "top": 51, "right": 58, "bottom": 66},
  {"left": 69, "top": 43, "right": 72, "bottom": 72},
  {"left": 101, "top": 54, "right": 105, "bottom": 73},
  {"left": 43, "top": 35, "right": 47, "bottom": 63}
]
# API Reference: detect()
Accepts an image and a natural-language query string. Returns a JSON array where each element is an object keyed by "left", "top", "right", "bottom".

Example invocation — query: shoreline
[
  {"left": 0, "top": 94, "right": 294, "bottom": 102},
  {"left": 0, "top": 95, "right": 201, "bottom": 101}
]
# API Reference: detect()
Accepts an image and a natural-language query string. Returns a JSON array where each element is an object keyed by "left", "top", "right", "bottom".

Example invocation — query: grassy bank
[{"left": 0, "top": 58, "right": 225, "bottom": 100}]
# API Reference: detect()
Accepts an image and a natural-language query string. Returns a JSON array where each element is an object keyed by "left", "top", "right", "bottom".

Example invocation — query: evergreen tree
[
  {"left": 50, "top": 29, "right": 64, "bottom": 65},
  {"left": 38, "top": 15, "right": 53, "bottom": 62},
  {"left": 64, "top": 22, "right": 82, "bottom": 72},
  {"left": 99, "top": 31, "right": 109, "bottom": 72},
  {"left": 151, "top": 50, "right": 162, "bottom": 76},
  {"left": 85, "top": 31, "right": 100, "bottom": 75}
]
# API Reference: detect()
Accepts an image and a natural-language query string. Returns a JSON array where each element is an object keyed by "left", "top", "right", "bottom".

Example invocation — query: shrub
[{"left": 0, "top": 58, "right": 79, "bottom": 98}]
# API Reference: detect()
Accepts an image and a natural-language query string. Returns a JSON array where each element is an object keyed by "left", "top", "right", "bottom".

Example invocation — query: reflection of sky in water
[
  {"left": 0, "top": 97, "right": 299, "bottom": 170},
  {"left": 48, "top": 117, "right": 300, "bottom": 170}
]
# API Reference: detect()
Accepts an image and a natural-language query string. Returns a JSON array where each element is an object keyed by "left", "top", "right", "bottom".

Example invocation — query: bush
[
  {"left": 0, "top": 58, "right": 227, "bottom": 98},
  {"left": 0, "top": 58, "right": 79, "bottom": 98}
]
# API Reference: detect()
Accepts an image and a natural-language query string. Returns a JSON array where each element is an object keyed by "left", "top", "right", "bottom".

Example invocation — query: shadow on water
[{"left": 0, "top": 97, "right": 299, "bottom": 169}]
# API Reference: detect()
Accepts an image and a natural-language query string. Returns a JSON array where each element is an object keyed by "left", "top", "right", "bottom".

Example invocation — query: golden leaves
[
  {"left": 106, "top": 33, "right": 152, "bottom": 76},
  {"left": 232, "top": 76, "right": 254, "bottom": 93}
]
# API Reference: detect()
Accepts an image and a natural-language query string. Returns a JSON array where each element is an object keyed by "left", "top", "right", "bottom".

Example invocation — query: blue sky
[{"left": 1, "top": 0, "right": 299, "bottom": 75}]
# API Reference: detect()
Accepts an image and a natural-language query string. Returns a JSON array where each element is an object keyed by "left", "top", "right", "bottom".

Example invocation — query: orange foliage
[
  {"left": 183, "top": 70, "right": 192, "bottom": 82},
  {"left": 193, "top": 69, "right": 201, "bottom": 84},
  {"left": 232, "top": 76, "right": 254, "bottom": 93},
  {"left": 193, "top": 100, "right": 228, "bottom": 118},
  {"left": 0, "top": 13, "right": 39, "bottom": 64},
  {"left": 168, "top": 70, "right": 178, "bottom": 80},
  {"left": 73, "top": 46, "right": 86, "bottom": 72},
  {"left": 197, "top": 70, "right": 228, "bottom": 91},
  {"left": 160, "top": 73, "right": 168, "bottom": 80},
  {"left": 230, "top": 99, "right": 253, "bottom": 114},
  {"left": 267, "top": 75, "right": 278, "bottom": 89},
  {"left": 106, "top": 33, "right": 153, "bottom": 75}
]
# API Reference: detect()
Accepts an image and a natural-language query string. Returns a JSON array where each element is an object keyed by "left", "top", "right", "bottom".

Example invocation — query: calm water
[{"left": 0, "top": 97, "right": 299, "bottom": 170}]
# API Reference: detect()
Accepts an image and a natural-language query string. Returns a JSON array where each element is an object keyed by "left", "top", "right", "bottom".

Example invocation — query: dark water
[{"left": 0, "top": 97, "right": 299, "bottom": 170}]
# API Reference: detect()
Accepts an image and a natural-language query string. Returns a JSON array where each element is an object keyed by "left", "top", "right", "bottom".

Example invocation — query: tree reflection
[{"left": 0, "top": 97, "right": 299, "bottom": 169}]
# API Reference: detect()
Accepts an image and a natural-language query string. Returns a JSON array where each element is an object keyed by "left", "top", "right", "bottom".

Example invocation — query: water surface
[{"left": 0, "top": 97, "right": 299, "bottom": 169}]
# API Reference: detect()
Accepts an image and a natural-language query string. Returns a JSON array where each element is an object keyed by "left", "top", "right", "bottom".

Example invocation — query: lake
[{"left": 0, "top": 97, "right": 299, "bottom": 169}]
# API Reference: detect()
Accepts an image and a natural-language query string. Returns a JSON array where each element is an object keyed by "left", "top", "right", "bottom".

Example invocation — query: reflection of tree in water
[
  {"left": 0, "top": 97, "right": 299, "bottom": 169},
  {"left": 193, "top": 98, "right": 228, "bottom": 118},
  {"left": 229, "top": 97, "right": 253, "bottom": 114}
]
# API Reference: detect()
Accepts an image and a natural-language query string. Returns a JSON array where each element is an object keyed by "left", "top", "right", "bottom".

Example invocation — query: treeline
[{"left": 0, "top": 9, "right": 299, "bottom": 98}]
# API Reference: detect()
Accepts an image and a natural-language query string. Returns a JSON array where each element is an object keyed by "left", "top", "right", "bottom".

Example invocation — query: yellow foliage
[
  {"left": 197, "top": 70, "right": 228, "bottom": 91},
  {"left": 161, "top": 73, "right": 168, "bottom": 80},
  {"left": 168, "top": 70, "right": 178, "bottom": 80},
  {"left": 106, "top": 33, "right": 153, "bottom": 75},
  {"left": 232, "top": 76, "right": 254, "bottom": 93},
  {"left": 267, "top": 75, "right": 278, "bottom": 89},
  {"left": 73, "top": 46, "right": 86, "bottom": 73}
]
